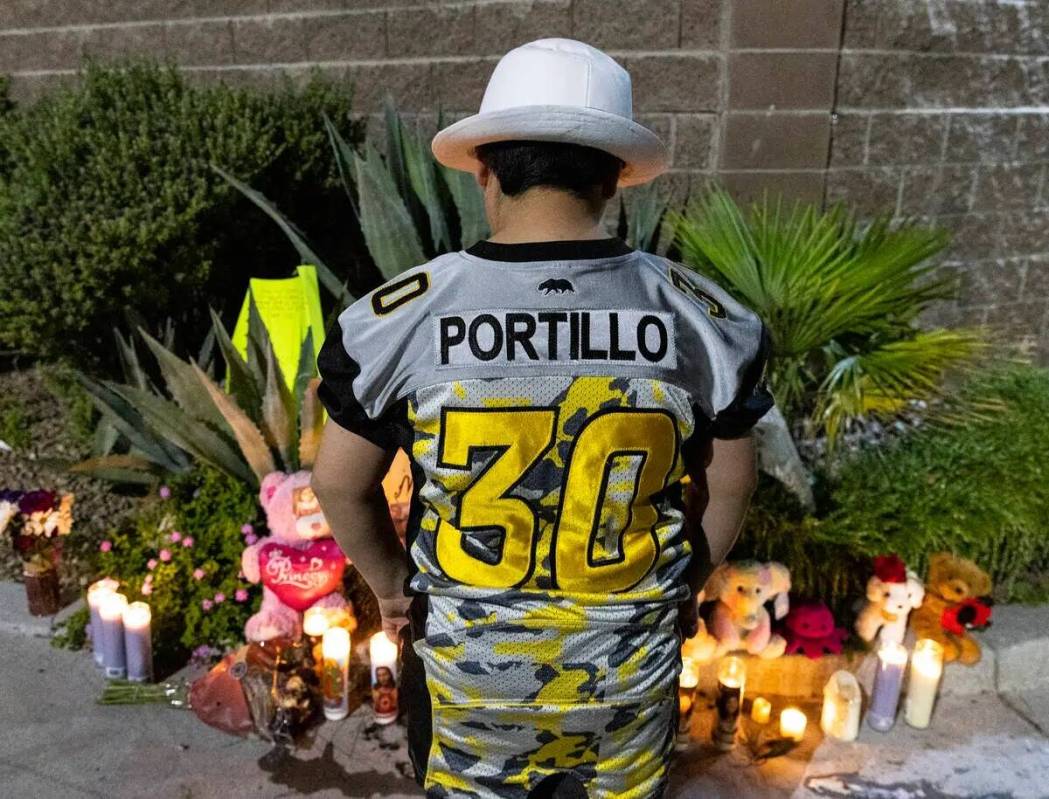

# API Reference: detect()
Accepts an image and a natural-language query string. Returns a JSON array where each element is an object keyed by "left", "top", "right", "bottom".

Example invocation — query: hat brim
[{"left": 431, "top": 105, "right": 669, "bottom": 188}]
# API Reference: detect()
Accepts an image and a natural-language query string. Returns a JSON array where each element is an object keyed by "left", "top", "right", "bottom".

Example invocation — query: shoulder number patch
[
  {"left": 669, "top": 266, "right": 727, "bottom": 319},
  {"left": 371, "top": 272, "right": 430, "bottom": 316}
]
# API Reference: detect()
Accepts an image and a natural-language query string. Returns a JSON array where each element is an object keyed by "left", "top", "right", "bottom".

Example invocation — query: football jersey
[{"left": 317, "top": 236, "right": 772, "bottom": 797}]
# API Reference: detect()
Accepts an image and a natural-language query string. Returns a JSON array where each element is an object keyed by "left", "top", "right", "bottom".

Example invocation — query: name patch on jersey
[{"left": 434, "top": 309, "right": 677, "bottom": 369}]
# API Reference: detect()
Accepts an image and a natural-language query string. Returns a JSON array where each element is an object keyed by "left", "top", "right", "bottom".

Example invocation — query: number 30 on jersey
[{"left": 434, "top": 407, "right": 678, "bottom": 593}]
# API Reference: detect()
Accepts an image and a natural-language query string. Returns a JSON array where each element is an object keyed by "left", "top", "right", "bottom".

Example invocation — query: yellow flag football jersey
[{"left": 317, "top": 237, "right": 772, "bottom": 799}]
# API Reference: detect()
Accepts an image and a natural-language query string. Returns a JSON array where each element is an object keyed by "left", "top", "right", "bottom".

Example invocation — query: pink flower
[
  {"left": 193, "top": 568, "right": 205, "bottom": 581},
  {"left": 143, "top": 573, "right": 152, "bottom": 584},
  {"left": 181, "top": 537, "right": 194, "bottom": 548},
  {"left": 141, "top": 582, "right": 153, "bottom": 596},
  {"left": 201, "top": 599, "right": 213, "bottom": 611},
  {"left": 244, "top": 533, "right": 257, "bottom": 546},
  {"left": 99, "top": 540, "right": 112, "bottom": 553},
  {"left": 159, "top": 486, "right": 171, "bottom": 499},
  {"left": 170, "top": 531, "right": 181, "bottom": 543},
  {"left": 235, "top": 589, "right": 249, "bottom": 602},
  {"left": 159, "top": 549, "right": 172, "bottom": 562},
  {"left": 214, "top": 593, "right": 225, "bottom": 604},
  {"left": 241, "top": 524, "right": 254, "bottom": 535},
  {"left": 146, "top": 558, "right": 157, "bottom": 570}
]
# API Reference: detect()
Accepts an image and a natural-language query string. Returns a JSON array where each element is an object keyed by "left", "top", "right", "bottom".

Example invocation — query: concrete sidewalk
[{"left": 1, "top": 584, "right": 1048, "bottom": 798}]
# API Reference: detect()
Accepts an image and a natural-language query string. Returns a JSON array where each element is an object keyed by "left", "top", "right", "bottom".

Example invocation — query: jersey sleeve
[{"left": 707, "top": 321, "right": 774, "bottom": 439}]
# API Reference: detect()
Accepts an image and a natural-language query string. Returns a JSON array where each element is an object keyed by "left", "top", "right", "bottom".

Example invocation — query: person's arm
[{"left": 311, "top": 421, "right": 412, "bottom": 642}]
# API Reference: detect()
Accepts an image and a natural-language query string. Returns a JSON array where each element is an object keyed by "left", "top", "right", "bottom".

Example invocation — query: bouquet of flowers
[{"left": 1, "top": 489, "right": 74, "bottom": 576}]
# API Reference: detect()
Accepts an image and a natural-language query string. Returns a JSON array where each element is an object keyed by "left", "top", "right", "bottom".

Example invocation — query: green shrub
[
  {"left": 92, "top": 466, "right": 262, "bottom": 673},
  {"left": 0, "top": 60, "right": 364, "bottom": 367},
  {"left": 733, "top": 365, "right": 1049, "bottom": 610}
]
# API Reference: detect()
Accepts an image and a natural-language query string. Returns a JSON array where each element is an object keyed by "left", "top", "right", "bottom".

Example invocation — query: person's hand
[
  {"left": 677, "top": 592, "right": 699, "bottom": 640},
  {"left": 377, "top": 595, "right": 413, "bottom": 644}
]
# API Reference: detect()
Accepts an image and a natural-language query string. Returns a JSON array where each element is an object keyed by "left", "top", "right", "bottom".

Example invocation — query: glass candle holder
[
  {"left": 321, "top": 627, "right": 351, "bottom": 721},
  {"left": 122, "top": 601, "right": 153, "bottom": 683},
  {"left": 369, "top": 632, "right": 400, "bottom": 725},
  {"left": 821, "top": 670, "right": 861, "bottom": 741},
  {"left": 676, "top": 656, "right": 701, "bottom": 743},
  {"left": 868, "top": 640, "right": 908, "bottom": 732},
  {"left": 713, "top": 656, "right": 745, "bottom": 751}
]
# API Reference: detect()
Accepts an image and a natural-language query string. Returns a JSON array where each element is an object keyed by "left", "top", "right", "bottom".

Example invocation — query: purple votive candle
[
  {"left": 868, "top": 641, "right": 908, "bottom": 732},
  {"left": 87, "top": 578, "right": 119, "bottom": 666},
  {"left": 99, "top": 592, "right": 128, "bottom": 679}
]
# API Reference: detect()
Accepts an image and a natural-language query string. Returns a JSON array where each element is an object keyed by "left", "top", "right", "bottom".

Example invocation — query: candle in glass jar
[
  {"left": 750, "top": 696, "right": 772, "bottom": 725},
  {"left": 779, "top": 707, "right": 807, "bottom": 741},
  {"left": 87, "top": 578, "right": 119, "bottom": 666},
  {"left": 99, "top": 591, "right": 128, "bottom": 679},
  {"left": 904, "top": 639, "right": 944, "bottom": 729},
  {"left": 713, "top": 656, "right": 745, "bottom": 751},
  {"left": 122, "top": 601, "right": 153, "bottom": 682},
  {"left": 303, "top": 607, "right": 330, "bottom": 638},
  {"left": 821, "top": 670, "right": 862, "bottom": 741},
  {"left": 369, "top": 632, "right": 400, "bottom": 725},
  {"left": 868, "top": 640, "right": 908, "bottom": 732},
  {"left": 321, "top": 627, "right": 351, "bottom": 721},
  {"left": 676, "top": 656, "right": 701, "bottom": 744}
]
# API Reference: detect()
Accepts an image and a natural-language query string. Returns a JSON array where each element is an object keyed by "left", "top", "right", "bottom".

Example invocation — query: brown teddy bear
[{"left": 909, "top": 553, "right": 993, "bottom": 665}]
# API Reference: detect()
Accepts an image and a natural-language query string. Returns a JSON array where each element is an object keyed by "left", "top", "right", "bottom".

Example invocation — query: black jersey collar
[{"left": 464, "top": 237, "right": 634, "bottom": 262}]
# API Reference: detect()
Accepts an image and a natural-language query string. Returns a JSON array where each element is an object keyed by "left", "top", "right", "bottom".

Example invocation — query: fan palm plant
[
  {"left": 669, "top": 187, "right": 990, "bottom": 503},
  {"left": 73, "top": 302, "right": 323, "bottom": 488}
]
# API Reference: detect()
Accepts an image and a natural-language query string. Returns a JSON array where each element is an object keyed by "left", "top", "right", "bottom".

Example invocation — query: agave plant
[
  {"left": 73, "top": 301, "right": 323, "bottom": 488},
  {"left": 669, "top": 187, "right": 990, "bottom": 504},
  {"left": 216, "top": 95, "right": 675, "bottom": 301}
]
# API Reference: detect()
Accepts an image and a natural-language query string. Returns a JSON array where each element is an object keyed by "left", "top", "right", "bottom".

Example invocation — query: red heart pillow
[{"left": 259, "top": 539, "right": 345, "bottom": 611}]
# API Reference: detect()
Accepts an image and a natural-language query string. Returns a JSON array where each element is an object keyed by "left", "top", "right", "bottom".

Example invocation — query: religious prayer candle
[
  {"left": 99, "top": 591, "right": 128, "bottom": 679},
  {"left": 122, "top": 601, "right": 153, "bottom": 683},
  {"left": 87, "top": 578, "right": 119, "bottom": 666},
  {"left": 779, "top": 707, "right": 807, "bottom": 742},
  {"left": 713, "top": 656, "right": 745, "bottom": 751},
  {"left": 750, "top": 696, "right": 772, "bottom": 725},
  {"left": 821, "top": 670, "right": 862, "bottom": 742},
  {"left": 321, "top": 627, "right": 351, "bottom": 721},
  {"left": 868, "top": 640, "right": 908, "bottom": 732},
  {"left": 369, "top": 632, "right": 400, "bottom": 725},
  {"left": 676, "top": 656, "right": 701, "bottom": 742},
  {"left": 904, "top": 639, "right": 944, "bottom": 729}
]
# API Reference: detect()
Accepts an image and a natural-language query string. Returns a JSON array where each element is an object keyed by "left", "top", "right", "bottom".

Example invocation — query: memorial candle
[
  {"left": 370, "top": 632, "right": 400, "bottom": 725},
  {"left": 779, "top": 707, "right": 807, "bottom": 741},
  {"left": 676, "top": 656, "right": 700, "bottom": 743},
  {"left": 750, "top": 696, "right": 772, "bottom": 725},
  {"left": 99, "top": 591, "right": 128, "bottom": 679},
  {"left": 87, "top": 578, "right": 118, "bottom": 666},
  {"left": 904, "top": 639, "right": 944, "bottom": 729},
  {"left": 122, "top": 601, "right": 153, "bottom": 682},
  {"left": 713, "top": 656, "right": 745, "bottom": 751},
  {"left": 821, "top": 670, "right": 861, "bottom": 741},
  {"left": 321, "top": 627, "right": 351, "bottom": 721},
  {"left": 868, "top": 640, "right": 907, "bottom": 732}
]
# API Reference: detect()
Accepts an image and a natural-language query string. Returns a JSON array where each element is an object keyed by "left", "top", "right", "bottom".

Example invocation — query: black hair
[{"left": 474, "top": 140, "right": 624, "bottom": 200}]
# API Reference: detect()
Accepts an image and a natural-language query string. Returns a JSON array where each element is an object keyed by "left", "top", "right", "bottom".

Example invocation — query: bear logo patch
[{"left": 538, "top": 278, "right": 575, "bottom": 295}]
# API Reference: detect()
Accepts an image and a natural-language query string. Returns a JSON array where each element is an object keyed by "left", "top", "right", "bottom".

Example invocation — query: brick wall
[{"left": 1, "top": 0, "right": 1047, "bottom": 353}]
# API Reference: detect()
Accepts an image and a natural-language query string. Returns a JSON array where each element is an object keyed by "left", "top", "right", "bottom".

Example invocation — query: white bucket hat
[{"left": 431, "top": 38, "right": 669, "bottom": 188}]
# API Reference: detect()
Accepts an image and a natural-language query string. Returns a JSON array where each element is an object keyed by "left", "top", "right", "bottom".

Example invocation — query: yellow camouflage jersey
[{"left": 317, "top": 237, "right": 773, "bottom": 799}]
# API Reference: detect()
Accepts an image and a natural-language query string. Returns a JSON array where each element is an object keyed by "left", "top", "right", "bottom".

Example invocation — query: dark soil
[{"left": 0, "top": 366, "right": 141, "bottom": 597}]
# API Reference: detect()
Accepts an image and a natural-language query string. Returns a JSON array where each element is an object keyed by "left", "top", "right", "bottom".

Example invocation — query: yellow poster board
[{"left": 232, "top": 265, "right": 326, "bottom": 389}]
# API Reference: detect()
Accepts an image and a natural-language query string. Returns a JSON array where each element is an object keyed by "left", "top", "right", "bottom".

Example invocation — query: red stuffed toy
[{"left": 782, "top": 600, "right": 849, "bottom": 659}]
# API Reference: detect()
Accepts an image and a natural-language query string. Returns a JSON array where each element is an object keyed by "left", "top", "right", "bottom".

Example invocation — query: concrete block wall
[{"left": 0, "top": 0, "right": 1047, "bottom": 354}]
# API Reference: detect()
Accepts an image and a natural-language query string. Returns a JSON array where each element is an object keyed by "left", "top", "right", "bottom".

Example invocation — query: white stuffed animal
[{"left": 855, "top": 554, "right": 925, "bottom": 646}]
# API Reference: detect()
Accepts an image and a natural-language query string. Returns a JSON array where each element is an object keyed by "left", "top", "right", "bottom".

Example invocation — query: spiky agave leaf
[
  {"left": 138, "top": 329, "right": 231, "bottom": 437},
  {"left": 401, "top": 123, "right": 453, "bottom": 252},
  {"left": 70, "top": 454, "right": 162, "bottom": 485},
  {"left": 211, "top": 164, "right": 350, "bottom": 305},
  {"left": 439, "top": 162, "right": 488, "bottom": 248},
  {"left": 260, "top": 334, "right": 297, "bottom": 471},
  {"left": 298, "top": 378, "right": 325, "bottom": 470},
  {"left": 353, "top": 139, "right": 427, "bottom": 279},
  {"left": 105, "top": 382, "right": 256, "bottom": 484},
  {"left": 622, "top": 182, "right": 669, "bottom": 253},
  {"left": 293, "top": 329, "right": 317, "bottom": 416},
  {"left": 322, "top": 112, "right": 361, "bottom": 223},
  {"left": 191, "top": 362, "right": 276, "bottom": 482},
  {"left": 209, "top": 308, "right": 262, "bottom": 422}
]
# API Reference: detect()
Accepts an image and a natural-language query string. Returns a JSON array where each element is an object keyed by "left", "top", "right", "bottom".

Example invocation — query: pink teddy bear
[
  {"left": 705, "top": 560, "right": 792, "bottom": 659},
  {"left": 242, "top": 471, "right": 350, "bottom": 642}
]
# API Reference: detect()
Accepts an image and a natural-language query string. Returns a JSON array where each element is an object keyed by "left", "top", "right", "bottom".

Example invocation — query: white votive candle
[
  {"left": 122, "top": 601, "right": 153, "bottom": 683},
  {"left": 321, "top": 627, "right": 351, "bottom": 721},
  {"left": 99, "top": 592, "right": 128, "bottom": 679},
  {"left": 821, "top": 670, "right": 862, "bottom": 741},
  {"left": 904, "top": 639, "right": 944, "bottom": 729},
  {"left": 780, "top": 707, "right": 807, "bottom": 741},
  {"left": 369, "top": 632, "right": 400, "bottom": 725},
  {"left": 750, "top": 696, "right": 772, "bottom": 725},
  {"left": 87, "top": 578, "right": 119, "bottom": 666}
]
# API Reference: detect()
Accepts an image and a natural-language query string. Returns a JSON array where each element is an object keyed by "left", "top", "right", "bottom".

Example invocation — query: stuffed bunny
[
  {"left": 706, "top": 560, "right": 791, "bottom": 659},
  {"left": 855, "top": 554, "right": 925, "bottom": 646},
  {"left": 242, "top": 471, "right": 351, "bottom": 642}
]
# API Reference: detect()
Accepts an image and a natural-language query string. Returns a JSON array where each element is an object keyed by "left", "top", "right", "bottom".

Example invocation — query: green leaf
[
  {"left": 211, "top": 163, "right": 350, "bottom": 304},
  {"left": 191, "top": 362, "right": 275, "bottom": 483},
  {"left": 322, "top": 112, "right": 362, "bottom": 224},
  {"left": 69, "top": 454, "right": 161, "bottom": 485},
  {"left": 260, "top": 334, "right": 297, "bottom": 471},
  {"left": 439, "top": 162, "right": 488, "bottom": 247},
  {"left": 139, "top": 328, "right": 231, "bottom": 437},
  {"left": 622, "top": 182, "right": 668, "bottom": 253},
  {"left": 401, "top": 123, "right": 453, "bottom": 252},
  {"left": 107, "top": 382, "right": 255, "bottom": 484},
  {"left": 298, "top": 377, "right": 325, "bottom": 470},
  {"left": 209, "top": 307, "right": 262, "bottom": 422},
  {"left": 354, "top": 139, "right": 427, "bottom": 279},
  {"left": 293, "top": 328, "right": 317, "bottom": 416}
]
